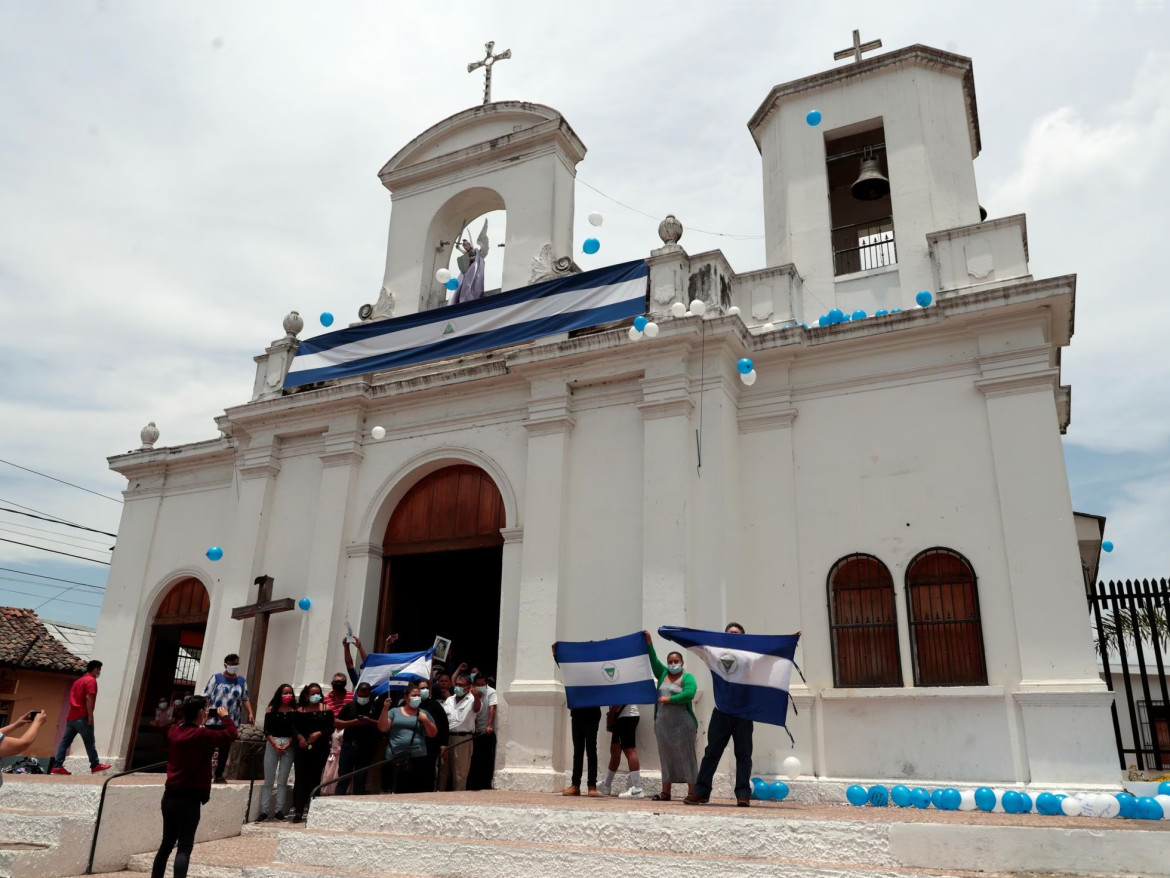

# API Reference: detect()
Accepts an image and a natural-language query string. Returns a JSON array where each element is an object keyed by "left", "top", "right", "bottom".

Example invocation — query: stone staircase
[{"left": 0, "top": 783, "right": 101, "bottom": 878}]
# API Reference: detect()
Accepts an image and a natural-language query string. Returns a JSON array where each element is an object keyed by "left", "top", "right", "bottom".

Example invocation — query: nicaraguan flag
[
  {"left": 356, "top": 648, "right": 433, "bottom": 697},
  {"left": 554, "top": 632, "right": 658, "bottom": 710},
  {"left": 659, "top": 626, "right": 800, "bottom": 727},
  {"left": 284, "top": 259, "right": 649, "bottom": 388}
]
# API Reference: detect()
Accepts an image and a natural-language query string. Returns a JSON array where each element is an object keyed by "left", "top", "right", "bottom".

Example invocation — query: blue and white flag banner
[
  {"left": 554, "top": 632, "right": 658, "bottom": 710},
  {"left": 284, "top": 259, "right": 650, "bottom": 388},
  {"left": 356, "top": 648, "right": 434, "bottom": 697},
  {"left": 658, "top": 626, "right": 800, "bottom": 727}
]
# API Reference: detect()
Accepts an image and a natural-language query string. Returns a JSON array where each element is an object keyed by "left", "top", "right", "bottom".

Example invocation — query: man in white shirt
[
  {"left": 467, "top": 672, "right": 498, "bottom": 790},
  {"left": 439, "top": 673, "right": 482, "bottom": 791}
]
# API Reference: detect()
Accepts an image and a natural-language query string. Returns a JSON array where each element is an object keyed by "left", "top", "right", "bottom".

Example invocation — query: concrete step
[
  {"left": 0, "top": 814, "right": 67, "bottom": 848},
  {"left": 126, "top": 855, "right": 244, "bottom": 878},
  {"left": 0, "top": 783, "right": 100, "bottom": 816}
]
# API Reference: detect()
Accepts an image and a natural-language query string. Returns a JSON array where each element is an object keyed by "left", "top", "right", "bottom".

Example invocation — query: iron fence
[{"left": 832, "top": 218, "right": 896, "bottom": 276}]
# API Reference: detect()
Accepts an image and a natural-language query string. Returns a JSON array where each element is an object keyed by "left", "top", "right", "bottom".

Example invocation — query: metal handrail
[
  {"left": 308, "top": 732, "right": 483, "bottom": 800},
  {"left": 86, "top": 760, "right": 167, "bottom": 874}
]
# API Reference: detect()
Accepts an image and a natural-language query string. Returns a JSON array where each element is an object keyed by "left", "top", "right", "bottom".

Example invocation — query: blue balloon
[
  {"left": 205, "top": 546, "right": 223, "bottom": 562},
  {"left": 915, "top": 290, "right": 933, "bottom": 307},
  {"left": 868, "top": 785, "right": 889, "bottom": 807},
  {"left": 1115, "top": 792, "right": 1136, "bottom": 818},
  {"left": 737, "top": 357, "right": 754, "bottom": 375},
  {"left": 828, "top": 308, "right": 844, "bottom": 324},
  {"left": 633, "top": 316, "right": 648, "bottom": 332},
  {"left": 320, "top": 312, "right": 334, "bottom": 327},
  {"left": 751, "top": 777, "right": 768, "bottom": 800},
  {"left": 911, "top": 788, "right": 931, "bottom": 809},
  {"left": 1035, "top": 792, "right": 1058, "bottom": 815},
  {"left": 1102, "top": 541, "right": 1114, "bottom": 553},
  {"left": 851, "top": 309, "right": 867, "bottom": 321},
  {"left": 874, "top": 309, "right": 889, "bottom": 317},
  {"left": 890, "top": 308, "right": 902, "bottom": 314},
  {"left": 445, "top": 277, "right": 459, "bottom": 291},
  {"left": 941, "top": 789, "right": 962, "bottom": 811},
  {"left": 930, "top": 789, "right": 946, "bottom": 809},
  {"left": 755, "top": 780, "right": 774, "bottom": 801},
  {"left": 1017, "top": 792, "right": 1033, "bottom": 814},
  {"left": 583, "top": 237, "right": 600, "bottom": 255},
  {"left": 806, "top": 109, "right": 822, "bottom": 127},
  {"left": 1002, "top": 790, "right": 1022, "bottom": 814},
  {"left": 974, "top": 787, "right": 996, "bottom": 812},
  {"left": 770, "top": 781, "right": 790, "bottom": 801},
  {"left": 1160, "top": 781, "right": 1170, "bottom": 796},
  {"left": 841, "top": 312, "right": 852, "bottom": 322},
  {"left": 1136, "top": 796, "right": 1162, "bottom": 820},
  {"left": 297, "top": 597, "right": 311, "bottom": 611},
  {"left": 890, "top": 784, "right": 912, "bottom": 807},
  {"left": 846, "top": 784, "right": 868, "bottom": 806}
]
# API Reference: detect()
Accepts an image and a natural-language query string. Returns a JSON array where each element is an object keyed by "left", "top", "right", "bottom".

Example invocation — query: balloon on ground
[{"left": 783, "top": 756, "right": 801, "bottom": 779}]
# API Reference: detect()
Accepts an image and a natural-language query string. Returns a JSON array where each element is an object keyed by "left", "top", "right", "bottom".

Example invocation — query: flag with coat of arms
[{"left": 554, "top": 632, "right": 658, "bottom": 709}]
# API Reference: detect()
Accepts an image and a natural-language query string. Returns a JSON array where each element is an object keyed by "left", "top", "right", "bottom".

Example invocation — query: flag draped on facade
[
  {"left": 356, "top": 648, "right": 434, "bottom": 696},
  {"left": 284, "top": 259, "right": 649, "bottom": 388},
  {"left": 658, "top": 626, "right": 800, "bottom": 727},
  {"left": 554, "top": 632, "right": 658, "bottom": 709}
]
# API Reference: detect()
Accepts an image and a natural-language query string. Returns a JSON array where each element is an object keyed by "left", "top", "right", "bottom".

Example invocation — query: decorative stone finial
[
  {"left": 283, "top": 310, "right": 304, "bottom": 338},
  {"left": 140, "top": 421, "right": 159, "bottom": 450},
  {"left": 658, "top": 215, "right": 683, "bottom": 246}
]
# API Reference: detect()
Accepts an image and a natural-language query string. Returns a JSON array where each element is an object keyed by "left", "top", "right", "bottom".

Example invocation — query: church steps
[{"left": 0, "top": 783, "right": 100, "bottom": 816}]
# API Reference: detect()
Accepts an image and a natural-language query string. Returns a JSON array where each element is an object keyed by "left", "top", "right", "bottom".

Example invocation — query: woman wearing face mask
[
  {"left": 257, "top": 684, "right": 297, "bottom": 822},
  {"left": 643, "top": 630, "right": 699, "bottom": 802},
  {"left": 289, "top": 683, "right": 334, "bottom": 822},
  {"left": 377, "top": 682, "right": 437, "bottom": 793},
  {"left": 333, "top": 682, "right": 380, "bottom": 795}
]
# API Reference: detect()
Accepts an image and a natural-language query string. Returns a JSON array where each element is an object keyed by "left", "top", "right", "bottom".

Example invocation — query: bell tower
[
  {"left": 371, "top": 102, "right": 586, "bottom": 320},
  {"left": 747, "top": 43, "right": 983, "bottom": 315}
]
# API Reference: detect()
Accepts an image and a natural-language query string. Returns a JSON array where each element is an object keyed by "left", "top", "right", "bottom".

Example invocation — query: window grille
[
  {"left": 828, "top": 553, "right": 903, "bottom": 687},
  {"left": 905, "top": 548, "right": 988, "bottom": 687}
]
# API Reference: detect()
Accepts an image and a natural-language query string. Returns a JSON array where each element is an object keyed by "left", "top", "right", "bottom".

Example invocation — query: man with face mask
[
  {"left": 50, "top": 660, "right": 110, "bottom": 774},
  {"left": 439, "top": 673, "right": 481, "bottom": 791},
  {"left": 467, "top": 669, "right": 498, "bottom": 791},
  {"left": 333, "top": 682, "right": 380, "bottom": 795},
  {"left": 416, "top": 679, "right": 448, "bottom": 792},
  {"left": 202, "top": 654, "right": 254, "bottom": 783},
  {"left": 324, "top": 672, "right": 352, "bottom": 713}
]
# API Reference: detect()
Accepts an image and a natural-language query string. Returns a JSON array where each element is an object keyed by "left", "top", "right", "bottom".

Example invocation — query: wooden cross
[
  {"left": 467, "top": 40, "right": 511, "bottom": 105},
  {"left": 833, "top": 29, "right": 882, "bottom": 64},
  {"left": 231, "top": 575, "right": 295, "bottom": 698}
]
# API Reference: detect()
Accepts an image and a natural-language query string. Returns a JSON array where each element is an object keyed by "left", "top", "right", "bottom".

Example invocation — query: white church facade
[{"left": 91, "top": 41, "right": 1118, "bottom": 788}]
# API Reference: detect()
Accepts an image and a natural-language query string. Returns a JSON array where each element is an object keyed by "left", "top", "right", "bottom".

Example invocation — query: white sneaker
[
  {"left": 618, "top": 787, "right": 644, "bottom": 798},
  {"left": 597, "top": 782, "right": 612, "bottom": 796}
]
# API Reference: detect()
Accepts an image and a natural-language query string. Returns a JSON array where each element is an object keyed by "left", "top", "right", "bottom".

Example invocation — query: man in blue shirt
[{"left": 202, "top": 654, "right": 253, "bottom": 783}]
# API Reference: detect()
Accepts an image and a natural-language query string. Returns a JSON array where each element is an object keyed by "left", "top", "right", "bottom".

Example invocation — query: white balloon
[
  {"left": 991, "top": 789, "right": 1005, "bottom": 813},
  {"left": 436, "top": 268, "right": 451, "bottom": 284},
  {"left": 1156, "top": 794, "right": 1170, "bottom": 819},
  {"left": 740, "top": 369, "right": 758, "bottom": 386},
  {"left": 782, "top": 756, "right": 802, "bottom": 780},
  {"left": 588, "top": 211, "right": 604, "bottom": 227},
  {"left": 1099, "top": 795, "right": 1121, "bottom": 819},
  {"left": 1079, "top": 795, "right": 1107, "bottom": 818},
  {"left": 728, "top": 305, "right": 741, "bottom": 317},
  {"left": 628, "top": 326, "right": 643, "bottom": 341},
  {"left": 644, "top": 321, "right": 660, "bottom": 338},
  {"left": 670, "top": 302, "right": 687, "bottom": 318},
  {"left": 1060, "top": 796, "right": 1083, "bottom": 817},
  {"left": 762, "top": 322, "right": 775, "bottom": 332},
  {"left": 684, "top": 311, "right": 694, "bottom": 317},
  {"left": 370, "top": 426, "right": 386, "bottom": 440},
  {"left": 689, "top": 299, "right": 707, "bottom": 317},
  {"left": 958, "top": 790, "right": 977, "bottom": 811}
]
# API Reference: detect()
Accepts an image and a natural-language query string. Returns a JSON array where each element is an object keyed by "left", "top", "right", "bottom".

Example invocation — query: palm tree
[{"left": 1095, "top": 605, "right": 1170, "bottom": 661}]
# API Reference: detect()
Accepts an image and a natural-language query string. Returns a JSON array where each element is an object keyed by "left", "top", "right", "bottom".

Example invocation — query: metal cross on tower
[
  {"left": 468, "top": 41, "right": 512, "bottom": 105},
  {"left": 833, "top": 29, "right": 882, "bottom": 63}
]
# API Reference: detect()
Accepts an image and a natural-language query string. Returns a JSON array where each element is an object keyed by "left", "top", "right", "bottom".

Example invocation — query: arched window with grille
[
  {"left": 828, "top": 554, "right": 903, "bottom": 688},
  {"left": 905, "top": 548, "right": 988, "bottom": 687}
]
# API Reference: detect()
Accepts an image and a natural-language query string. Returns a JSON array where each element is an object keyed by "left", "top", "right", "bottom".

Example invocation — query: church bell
[{"left": 851, "top": 150, "right": 890, "bottom": 201}]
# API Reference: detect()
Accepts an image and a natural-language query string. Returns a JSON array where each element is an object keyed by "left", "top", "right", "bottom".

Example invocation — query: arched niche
[{"left": 420, "top": 187, "right": 507, "bottom": 312}]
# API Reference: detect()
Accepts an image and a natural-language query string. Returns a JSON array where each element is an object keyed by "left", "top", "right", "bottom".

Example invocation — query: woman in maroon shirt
[{"left": 151, "top": 696, "right": 237, "bottom": 878}]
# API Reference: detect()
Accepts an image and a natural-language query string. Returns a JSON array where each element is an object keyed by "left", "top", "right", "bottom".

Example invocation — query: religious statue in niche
[{"left": 448, "top": 220, "right": 490, "bottom": 305}]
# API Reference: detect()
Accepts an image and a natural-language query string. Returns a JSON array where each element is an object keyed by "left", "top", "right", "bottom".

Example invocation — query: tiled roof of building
[{"left": 0, "top": 606, "right": 87, "bottom": 674}]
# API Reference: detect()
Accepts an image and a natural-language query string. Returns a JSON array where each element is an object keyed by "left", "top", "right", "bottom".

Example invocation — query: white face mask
[
  {"left": 408, "top": 696, "right": 422, "bottom": 709},
  {"left": 419, "top": 688, "right": 430, "bottom": 700},
  {"left": 225, "top": 665, "right": 240, "bottom": 675}
]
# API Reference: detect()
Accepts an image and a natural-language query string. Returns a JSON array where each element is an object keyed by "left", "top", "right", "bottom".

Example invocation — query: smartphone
[{"left": 25, "top": 710, "right": 42, "bottom": 719}]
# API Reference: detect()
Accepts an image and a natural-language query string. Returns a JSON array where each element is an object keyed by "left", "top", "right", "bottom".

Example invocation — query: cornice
[
  {"left": 738, "top": 399, "right": 799, "bottom": 434},
  {"left": 974, "top": 368, "right": 1060, "bottom": 399},
  {"left": 499, "top": 527, "right": 524, "bottom": 544},
  {"left": 345, "top": 542, "right": 383, "bottom": 559}
]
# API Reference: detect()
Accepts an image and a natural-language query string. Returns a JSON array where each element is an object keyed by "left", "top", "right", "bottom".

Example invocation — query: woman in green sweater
[{"left": 643, "top": 630, "right": 698, "bottom": 801}]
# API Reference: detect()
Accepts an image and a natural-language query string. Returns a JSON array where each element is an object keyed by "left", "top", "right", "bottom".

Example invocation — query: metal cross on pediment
[
  {"left": 833, "top": 29, "right": 882, "bottom": 64},
  {"left": 468, "top": 40, "right": 511, "bottom": 105},
  {"left": 231, "top": 575, "right": 295, "bottom": 695}
]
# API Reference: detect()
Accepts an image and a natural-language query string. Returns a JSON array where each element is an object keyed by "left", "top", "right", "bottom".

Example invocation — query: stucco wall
[{"left": 4, "top": 669, "right": 73, "bottom": 757}]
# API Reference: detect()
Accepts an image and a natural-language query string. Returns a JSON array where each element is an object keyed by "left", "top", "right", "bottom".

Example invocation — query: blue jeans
[
  {"left": 53, "top": 717, "right": 100, "bottom": 769},
  {"left": 694, "top": 708, "right": 753, "bottom": 800}
]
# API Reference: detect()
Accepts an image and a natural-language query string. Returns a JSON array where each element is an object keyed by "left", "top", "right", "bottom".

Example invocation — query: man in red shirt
[
  {"left": 50, "top": 660, "right": 110, "bottom": 774},
  {"left": 323, "top": 671, "right": 353, "bottom": 713},
  {"left": 151, "top": 696, "right": 237, "bottom": 878}
]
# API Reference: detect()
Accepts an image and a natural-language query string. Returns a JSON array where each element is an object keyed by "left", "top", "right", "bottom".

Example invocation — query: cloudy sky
[{"left": 2, "top": 1, "right": 1168, "bottom": 627}]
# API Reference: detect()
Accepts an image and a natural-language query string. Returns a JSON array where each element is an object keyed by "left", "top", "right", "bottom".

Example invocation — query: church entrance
[
  {"left": 377, "top": 465, "right": 505, "bottom": 676},
  {"left": 127, "top": 578, "right": 209, "bottom": 769}
]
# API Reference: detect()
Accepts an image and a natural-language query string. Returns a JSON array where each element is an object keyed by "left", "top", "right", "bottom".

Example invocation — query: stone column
[
  {"left": 294, "top": 423, "right": 365, "bottom": 686},
  {"left": 501, "top": 377, "right": 573, "bottom": 789}
]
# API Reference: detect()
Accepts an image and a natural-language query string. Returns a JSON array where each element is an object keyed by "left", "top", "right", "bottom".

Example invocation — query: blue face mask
[
  {"left": 408, "top": 696, "right": 422, "bottom": 709},
  {"left": 667, "top": 664, "right": 683, "bottom": 674},
  {"left": 454, "top": 686, "right": 465, "bottom": 697},
  {"left": 308, "top": 694, "right": 322, "bottom": 704},
  {"left": 355, "top": 696, "right": 370, "bottom": 706},
  {"left": 419, "top": 688, "right": 430, "bottom": 700}
]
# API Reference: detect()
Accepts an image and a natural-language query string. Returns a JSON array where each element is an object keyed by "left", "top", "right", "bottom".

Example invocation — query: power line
[
  {"left": 0, "top": 566, "right": 106, "bottom": 591},
  {"left": 0, "top": 505, "right": 118, "bottom": 538},
  {"left": 0, "top": 582, "right": 102, "bottom": 609},
  {"left": 577, "top": 177, "right": 765, "bottom": 241},
  {"left": 0, "top": 575, "right": 104, "bottom": 596},
  {"left": 0, "top": 525, "right": 113, "bottom": 551},
  {"left": 0, "top": 537, "right": 112, "bottom": 565},
  {"left": 0, "top": 458, "right": 123, "bottom": 504}
]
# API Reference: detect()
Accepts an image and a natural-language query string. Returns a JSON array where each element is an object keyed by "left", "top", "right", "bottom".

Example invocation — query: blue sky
[{"left": 1, "top": 1, "right": 1168, "bottom": 627}]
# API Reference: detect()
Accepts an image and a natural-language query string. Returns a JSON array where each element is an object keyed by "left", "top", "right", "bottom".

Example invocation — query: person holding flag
[{"left": 659, "top": 622, "right": 800, "bottom": 808}]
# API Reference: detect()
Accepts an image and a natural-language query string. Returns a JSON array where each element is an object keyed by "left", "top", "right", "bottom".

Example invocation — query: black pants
[
  {"left": 336, "top": 741, "right": 375, "bottom": 795},
  {"left": 380, "top": 754, "right": 430, "bottom": 794},
  {"left": 570, "top": 707, "right": 601, "bottom": 787},
  {"left": 211, "top": 738, "right": 231, "bottom": 780},
  {"left": 694, "top": 707, "right": 753, "bottom": 800},
  {"left": 467, "top": 732, "right": 496, "bottom": 790},
  {"left": 292, "top": 744, "right": 330, "bottom": 815},
  {"left": 151, "top": 790, "right": 202, "bottom": 878}
]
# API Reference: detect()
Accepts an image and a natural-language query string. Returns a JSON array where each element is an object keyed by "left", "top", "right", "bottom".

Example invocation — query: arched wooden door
[
  {"left": 378, "top": 465, "right": 505, "bottom": 670},
  {"left": 128, "top": 578, "right": 210, "bottom": 769}
]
